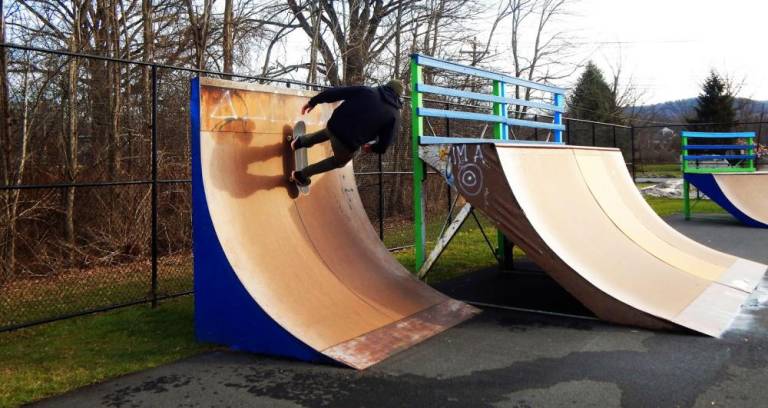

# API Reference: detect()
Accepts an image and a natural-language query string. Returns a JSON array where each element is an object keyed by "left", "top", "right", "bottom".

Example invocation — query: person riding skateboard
[{"left": 290, "top": 79, "right": 404, "bottom": 187}]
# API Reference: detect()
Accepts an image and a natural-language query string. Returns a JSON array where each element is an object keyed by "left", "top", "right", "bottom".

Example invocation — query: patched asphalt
[{"left": 32, "top": 214, "right": 768, "bottom": 408}]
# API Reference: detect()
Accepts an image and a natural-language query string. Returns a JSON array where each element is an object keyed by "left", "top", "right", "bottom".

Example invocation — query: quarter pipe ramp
[
  {"left": 685, "top": 172, "right": 768, "bottom": 228},
  {"left": 191, "top": 78, "right": 478, "bottom": 369},
  {"left": 448, "top": 143, "right": 766, "bottom": 337}
]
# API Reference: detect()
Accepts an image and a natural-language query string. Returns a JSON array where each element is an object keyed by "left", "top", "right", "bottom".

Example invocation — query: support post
[
  {"left": 554, "top": 93, "right": 564, "bottom": 143},
  {"left": 492, "top": 81, "right": 508, "bottom": 140},
  {"left": 411, "top": 57, "right": 426, "bottom": 270},
  {"left": 417, "top": 204, "right": 473, "bottom": 280},
  {"left": 492, "top": 80, "right": 512, "bottom": 269},
  {"left": 446, "top": 102, "right": 452, "bottom": 222}
]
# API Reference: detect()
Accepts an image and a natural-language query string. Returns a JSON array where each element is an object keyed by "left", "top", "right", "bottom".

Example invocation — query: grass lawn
[
  {"left": 635, "top": 163, "right": 682, "bottom": 178},
  {"left": 0, "top": 297, "right": 212, "bottom": 407},
  {"left": 645, "top": 197, "right": 725, "bottom": 217},
  {"left": 0, "top": 194, "right": 730, "bottom": 406}
]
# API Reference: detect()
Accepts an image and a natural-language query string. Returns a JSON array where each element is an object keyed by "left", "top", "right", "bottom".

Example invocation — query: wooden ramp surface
[
  {"left": 713, "top": 172, "right": 768, "bottom": 226},
  {"left": 198, "top": 78, "right": 478, "bottom": 369},
  {"left": 449, "top": 143, "right": 766, "bottom": 336}
]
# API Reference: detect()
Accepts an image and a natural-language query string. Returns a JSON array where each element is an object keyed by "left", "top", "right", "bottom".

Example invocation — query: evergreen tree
[
  {"left": 687, "top": 71, "right": 736, "bottom": 151},
  {"left": 687, "top": 70, "right": 735, "bottom": 132},
  {"left": 567, "top": 62, "right": 620, "bottom": 123}
]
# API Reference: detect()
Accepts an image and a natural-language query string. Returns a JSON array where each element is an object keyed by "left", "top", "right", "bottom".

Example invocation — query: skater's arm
[{"left": 308, "top": 86, "right": 368, "bottom": 107}]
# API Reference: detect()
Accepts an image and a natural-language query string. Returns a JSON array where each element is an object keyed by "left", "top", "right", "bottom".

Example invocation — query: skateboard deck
[{"left": 288, "top": 121, "right": 309, "bottom": 195}]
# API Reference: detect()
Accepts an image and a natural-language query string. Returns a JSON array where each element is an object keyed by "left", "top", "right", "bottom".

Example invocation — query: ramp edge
[{"left": 322, "top": 299, "right": 480, "bottom": 369}]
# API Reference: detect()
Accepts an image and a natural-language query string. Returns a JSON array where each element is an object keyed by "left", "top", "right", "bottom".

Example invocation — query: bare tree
[
  {"left": 282, "top": 0, "right": 422, "bottom": 85},
  {"left": 1, "top": 0, "right": 11, "bottom": 282},
  {"left": 64, "top": 1, "right": 86, "bottom": 263},
  {"left": 223, "top": 0, "right": 233, "bottom": 77},
  {"left": 183, "top": 0, "right": 214, "bottom": 69},
  {"left": 605, "top": 52, "right": 646, "bottom": 122},
  {"left": 508, "top": 0, "right": 575, "bottom": 118}
]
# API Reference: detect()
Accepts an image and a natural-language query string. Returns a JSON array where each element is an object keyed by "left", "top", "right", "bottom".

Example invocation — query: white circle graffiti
[{"left": 458, "top": 163, "right": 483, "bottom": 196}]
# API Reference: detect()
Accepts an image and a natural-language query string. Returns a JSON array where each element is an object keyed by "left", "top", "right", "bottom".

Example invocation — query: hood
[{"left": 378, "top": 85, "right": 403, "bottom": 109}]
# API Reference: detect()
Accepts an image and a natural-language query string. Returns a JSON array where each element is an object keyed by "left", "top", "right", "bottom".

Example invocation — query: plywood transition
[
  {"left": 197, "top": 78, "right": 478, "bottom": 369},
  {"left": 714, "top": 172, "right": 768, "bottom": 226},
  {"left": 448, "top": 143, "right": 766, "bottom": 337}
]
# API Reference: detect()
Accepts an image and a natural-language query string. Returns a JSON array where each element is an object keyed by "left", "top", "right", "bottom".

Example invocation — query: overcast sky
[
  {"left": 275, "top": 0, "right": 766, "bottom": 105},
  {"left": 569, "top": 0, "right": 767, "bottom": 104}
]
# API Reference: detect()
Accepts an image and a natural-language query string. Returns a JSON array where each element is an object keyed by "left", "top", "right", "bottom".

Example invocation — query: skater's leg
[
  {"left": 297, "top": 134, "right": 357, "bottom": 179},
  {"left": 294, "top": 128, "right": 330, "bottom": 150}
]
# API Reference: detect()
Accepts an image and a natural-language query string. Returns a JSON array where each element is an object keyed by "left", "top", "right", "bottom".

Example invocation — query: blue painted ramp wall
[
  {"left": 684, "top": 173, "right": 768, "bottom": 228},
  {"left": 190, "top": 77, "right": 327, "bottom": 363}
]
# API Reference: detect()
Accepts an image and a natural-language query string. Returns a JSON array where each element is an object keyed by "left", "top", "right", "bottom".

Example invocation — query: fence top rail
[
  {"left": 681, "top": 131, "right": 756, "bottom": 139},
  {"left": 1, "top": 42, "right": 324, "bottom": 89},
  {"left": 412, "top": 53, "right": 566, "bottom": 95}
]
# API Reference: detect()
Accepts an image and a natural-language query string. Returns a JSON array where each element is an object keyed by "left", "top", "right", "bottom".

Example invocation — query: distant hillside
[{"left": 629, "top": 98, "right": 768, "bottom": 122}]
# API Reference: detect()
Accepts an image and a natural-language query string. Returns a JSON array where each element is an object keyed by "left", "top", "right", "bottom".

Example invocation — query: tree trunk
[
  {"left": 223, "top": 0, "right": 233, "bottom": 78},
  {"left": 65, "top": 4, "right": 82, "bottom": 265},
  {"left": 307, "top": 3, "right": 320, "bottom": 84},
  {"left": 109, "top": 0, "right": 121, "bottom": 179},
  {"left": 143, "top": 0, "right": 154, "bottom": 175},
  {"left": 0, "top": 2, "right": 11, "bottom": 282},
  {"left": 393, "top": 1, "right": 402, "bottom": 79},
  {"left": 184, "top": 0, "right": 214, "bottom": 70},
  {"left": 7, "top": 67, "right": 32, "bottom": 278}
]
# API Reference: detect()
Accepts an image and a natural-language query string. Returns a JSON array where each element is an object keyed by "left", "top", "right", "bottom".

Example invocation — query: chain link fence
[{"left": 0, "top": 44, "right": 662, "bottom": 332}]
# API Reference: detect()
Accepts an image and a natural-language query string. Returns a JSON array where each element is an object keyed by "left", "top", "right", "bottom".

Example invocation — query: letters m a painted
[{"left": 451, "top": 144, "right": 485, "bottom": 165}]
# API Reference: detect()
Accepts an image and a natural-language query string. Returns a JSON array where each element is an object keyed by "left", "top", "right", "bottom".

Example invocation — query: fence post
[
  {"left": 592, "top": 122, "right": 596, "bottom": 146},
  {"left": 445, "top": 102, "right": 451, "bottom": 222},
  {"left": 150, "top": 65, "right": 159, "bottom": 308},
  {"left": 534, "top": 114, "right": 538, "bottom": 140},
  {"left": 630, "top": 125, "right": 636, "bottom": 181},
  {"left": 378, "top": 152, "right": 384, "bottom": 241},
  {"left": 565, "top": 118, "right": 570, "bottom": 144},
  {"left": 612, "top": 125, "right": 617, "bottom": 147}
]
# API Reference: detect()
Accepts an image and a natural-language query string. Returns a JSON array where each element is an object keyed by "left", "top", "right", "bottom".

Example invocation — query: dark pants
[{"left": 296, "top": 128, "right": 356, "bottom": 179}]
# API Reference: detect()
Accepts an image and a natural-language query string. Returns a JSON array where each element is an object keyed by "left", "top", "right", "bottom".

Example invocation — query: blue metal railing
[{"left": 411, "top": 53, "right": 566, "bottom": 144}]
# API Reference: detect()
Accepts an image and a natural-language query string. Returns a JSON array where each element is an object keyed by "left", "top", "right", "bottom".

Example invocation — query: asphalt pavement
[{"left": 33, "top": 214, "right": 768, "bottom": 408}]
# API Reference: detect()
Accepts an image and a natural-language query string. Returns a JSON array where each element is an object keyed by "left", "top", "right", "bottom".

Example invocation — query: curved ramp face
[
  {"left": 685, "top": 172, "right": 768, "bottom": 228},
  {"left": 191, "top": 78, "right": 478, "bottom": 369},
  {"left": 449, "top": 143, "right": 766, "bottom": 336}
]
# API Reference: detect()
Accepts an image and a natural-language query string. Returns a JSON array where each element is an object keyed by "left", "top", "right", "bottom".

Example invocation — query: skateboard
[{"left": 287, "top": 120, "right": 309, "bottom": 195}]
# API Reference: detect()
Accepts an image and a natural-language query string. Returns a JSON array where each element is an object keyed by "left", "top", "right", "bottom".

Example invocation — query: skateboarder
[{"left": 290, "top": 79, "right": 404, "bottom": 187}]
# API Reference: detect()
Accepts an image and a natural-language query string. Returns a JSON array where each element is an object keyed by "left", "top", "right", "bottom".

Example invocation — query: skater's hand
[
  {"left": 301, "top": 103, "right": 314, "bottom": 115},
  {"left": 362, "top": 144, "right": 374, "bottom": 154}
]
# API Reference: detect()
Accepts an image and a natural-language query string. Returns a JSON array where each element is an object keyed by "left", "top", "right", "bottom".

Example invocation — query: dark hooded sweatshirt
[{"left": 307, "top": 85, "right": 403, "bottom": 154}]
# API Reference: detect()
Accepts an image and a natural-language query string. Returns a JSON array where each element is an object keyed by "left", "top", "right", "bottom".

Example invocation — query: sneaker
[
  {"left": 291, "top": 170, "right": 311, "bottom": 187},
  {"left": 291, "top": 137, "right": 301, "bottom": 151}
]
